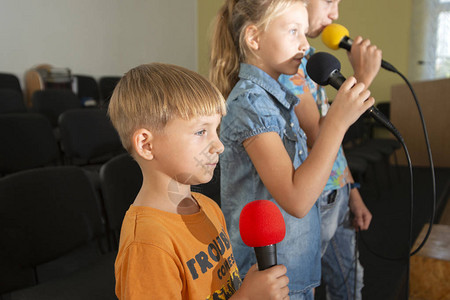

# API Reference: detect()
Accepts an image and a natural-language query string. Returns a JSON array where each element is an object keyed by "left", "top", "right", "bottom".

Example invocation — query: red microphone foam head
[{"left": 239, "top": 200, "right": 286, "bottom": 247}]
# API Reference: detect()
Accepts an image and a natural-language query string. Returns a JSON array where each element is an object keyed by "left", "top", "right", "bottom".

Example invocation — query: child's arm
[
  {"left": 243, "top": 77, "right": 374, "bottom": 218},
  {"left": 345, "top": 168, "right": 372, "bottom": 230},
  {"left": 231, "top": 264, "right": 289, "bottom": 300},
  {"left": 349, "top": 186, "right": 372, "bottom": 230}
]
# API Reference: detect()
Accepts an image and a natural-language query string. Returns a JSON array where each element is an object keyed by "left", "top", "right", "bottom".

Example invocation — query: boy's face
[
  {"left": 253, "top": 2, "right": 310, "bottom": 79},
  {"left": 307, "top": 0, "right": 341, "bottom": 38},
  {"left": 151, "top": 114, "right": 224, "bottom": 186}
]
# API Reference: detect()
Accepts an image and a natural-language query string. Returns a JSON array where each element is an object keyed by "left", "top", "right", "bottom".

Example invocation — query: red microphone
[{"left": 239, "top": 200, "right": 286, "bottom": 270}]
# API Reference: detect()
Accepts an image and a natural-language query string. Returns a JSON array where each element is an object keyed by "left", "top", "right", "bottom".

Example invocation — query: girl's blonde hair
[
  {"left": 209, "top": 0, "right": 307, "bottom": 98},
  {"left": 108, "top": 63, "right": 226, "bottom": 153}
]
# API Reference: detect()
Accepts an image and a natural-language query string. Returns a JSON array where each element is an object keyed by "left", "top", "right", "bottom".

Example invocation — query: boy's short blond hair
[{"left": 108, "top": 63, "right": 226, "bottom": 153}]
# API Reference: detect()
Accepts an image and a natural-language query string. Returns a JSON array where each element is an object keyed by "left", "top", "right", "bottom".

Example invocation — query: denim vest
[{"left": 220, "top": 63, "right": 321, "bottom": 293}]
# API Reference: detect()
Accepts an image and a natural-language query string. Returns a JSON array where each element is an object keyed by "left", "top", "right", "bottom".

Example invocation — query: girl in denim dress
[{"left": 210, "top": 0, "right": 375, "bottom": 299}]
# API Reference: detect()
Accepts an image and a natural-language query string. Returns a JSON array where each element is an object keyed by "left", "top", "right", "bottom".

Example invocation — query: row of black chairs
[
  {"left": 74, "top": 75, "right": 121, "bottom": 106},
  {"left": 0, "top": 71, "right": 121, "bottom": 110},
  {"left": 0, "top": 88, "right": 83, "bottom": 126},
  {"left": 0, "top": 150, "right": 221, "bottom": 299},
  {"left": 0, "top": 161, "right": 127, "bottom": 298},
  {"left": 0, "top": 109, "right": 124, "bottom": 178}
]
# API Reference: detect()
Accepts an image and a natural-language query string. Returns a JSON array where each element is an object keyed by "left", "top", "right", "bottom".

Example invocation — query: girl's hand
[{"left": 326, "top": 76, "right": 375, "bottom": 132}]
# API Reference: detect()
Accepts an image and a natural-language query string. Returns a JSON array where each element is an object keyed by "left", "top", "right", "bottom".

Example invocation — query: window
[
  {"left": 436, "top": 10, "right": 450, "bottom": 78},
  {"left": 409, "top": 0, "right": 450, "bottom": 81}
]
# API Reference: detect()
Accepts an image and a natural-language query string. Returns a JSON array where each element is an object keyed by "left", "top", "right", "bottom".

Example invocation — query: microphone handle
[
  {"left": 381, "top": 60, "right": 398, "bottom": 73},
  {"left": 329, "top": 70, "right": 346, "bottom": 90},
  {"left": 327, "top": 70, "right": 403, "bottom": 142},
  {"left": 339, "top": 36, "right": 398, "bottom": 72},
  {"left": 367, "top": 106, "right": 403, "bottom": 142},
  {"left": 254, "top": 244, "right": 277, "bottom": 271}
]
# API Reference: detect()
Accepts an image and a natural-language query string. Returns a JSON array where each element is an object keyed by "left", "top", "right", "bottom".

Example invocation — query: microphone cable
[
  {"left": 358, "top": 134, "right": 413, "bottom": 300},
  {"left": 358, "top": 68, "right": 436, "bottom": 300},
  {"left": 392, "top": 70, "right": 437, "bottom": 257},
  {"left": 360, "top": 68, "right": 437, "bottom": 256}
]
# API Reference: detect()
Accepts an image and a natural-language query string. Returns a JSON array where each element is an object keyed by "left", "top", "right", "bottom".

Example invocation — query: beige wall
[
  {"left": 0, "top": 0, "right": 197, "bottom": 86},
  {"left": 197, "top": 0, "right": 412, "bottom": 104}
]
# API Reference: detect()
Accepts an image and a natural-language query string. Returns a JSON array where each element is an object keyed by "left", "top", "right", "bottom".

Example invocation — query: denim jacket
[{"left": 220, "top": 63, "right": 321, "bottom": 293}]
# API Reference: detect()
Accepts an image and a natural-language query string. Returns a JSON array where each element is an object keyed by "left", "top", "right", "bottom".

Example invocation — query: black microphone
[
  {"left": 321, "top": 24, "right": 398, "bottom": 73},
  {"left": 306, "top": 51, "right": 400, "bottom": 136}
]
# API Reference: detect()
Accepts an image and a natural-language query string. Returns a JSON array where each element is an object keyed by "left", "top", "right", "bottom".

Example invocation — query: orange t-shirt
[{"left": 115, "top": 193, "right": 242, "bottom": 299}]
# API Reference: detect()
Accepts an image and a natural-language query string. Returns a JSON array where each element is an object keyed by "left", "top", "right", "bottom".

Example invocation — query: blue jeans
[
  {"left": 289, "top": 288, "right": 314, "bottom": 300},
  {"left": 319, "top": 184, "right": 363, "bottom": 300}
]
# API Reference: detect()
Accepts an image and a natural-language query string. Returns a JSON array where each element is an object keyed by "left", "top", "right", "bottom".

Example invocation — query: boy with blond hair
[{"left": 109, "top": 63, "right": 289, "bottom": 299}]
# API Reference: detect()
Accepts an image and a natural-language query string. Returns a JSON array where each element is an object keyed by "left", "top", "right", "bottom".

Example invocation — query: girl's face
[
  {"left": 307, "top": 0, "right": 340, "bottom": 38},
  {"left": 248, "top": 2, "right": 310, "bottom": 79}
]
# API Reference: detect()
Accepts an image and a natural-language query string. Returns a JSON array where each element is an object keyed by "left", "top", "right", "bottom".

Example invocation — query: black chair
[
  {"left": 0, "top": 73, "right": 23, "bottom": 98},
  {"left": 3, "top": 251, "right": 117, "bottom": 300},
  {"left": 31, "top": 89, "right": 81, "bottom": 128},
  {"left": 0, "top": 113, "right": 60, "bottom": 176},
  {"left": 73, "top": 74, "right": 100, "bottom": 107},
  {"left": 0, "top": 166, "right": 113, "bottom": 297},
  {"left": 343, "top": 115, "right": 383, "bottom": 163},
  {"left": 98, "top": 76, "right": 121, "bottom": 107},
  {"left": 0, "top": 89, "right": 27, "bottom": 114},
  {"left": 58, "top": 108, "right": 124, "bottom": 168},
  {"left": 99, "top": 153, "right": 142, "bottom": 249},
  {"left": 344, "top": 113, "right": 402, "bottom": 192}
]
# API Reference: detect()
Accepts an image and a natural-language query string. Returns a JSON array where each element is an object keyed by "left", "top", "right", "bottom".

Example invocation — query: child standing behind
[
  {"left": 110, "top": 63, "right": 289, "bottom": 299},
  {"left": 209, "top": 0, "right": 374, "bottom": 299}
]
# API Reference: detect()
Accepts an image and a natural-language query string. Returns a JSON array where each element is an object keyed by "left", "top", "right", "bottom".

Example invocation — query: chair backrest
[
  {"left": 31, "top": 89, "right": 81, "bottom": 127},
  {"left": 0, "top": 166, "right": 105, "bottom": 293},
  {"left": 99, "top": 153, "right": 142, "bottom": 248},
  {"left": 58, "top": 108, "right": 124, "bottom": 166},
  {"left": 74, "top": 74, "right": 100, "bottom": 105},
  {"left": 98, "top": 76, "right": 121, "bottom": 106},
  {"left": 0, "top": 73, "right": 23, "bottom": 97},
  {"left": 0, "top": 89, "right": 27, "bottom": 114},
  {"left": 0, "top": 113, "right": 60, "bottom": 176}
]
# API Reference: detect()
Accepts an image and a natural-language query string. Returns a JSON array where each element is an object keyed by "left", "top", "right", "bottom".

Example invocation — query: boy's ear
[
  {"left": 245, "top": 25, "right": 260, "bottom": 50},
  {"left": 133, "top": 128, "right": 154, "bottom": 160}
]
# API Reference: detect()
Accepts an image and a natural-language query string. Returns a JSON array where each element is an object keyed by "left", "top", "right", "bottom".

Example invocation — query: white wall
[{"left": 0, "top": 0, "right": 197, "bottom": 86}]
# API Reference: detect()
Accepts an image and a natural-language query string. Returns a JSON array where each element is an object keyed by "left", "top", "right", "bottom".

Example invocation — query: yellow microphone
[
  {"left": 321, "top": 23, "right": 397, "bottom": 72},
  {"left": 321, "top": 24, "right": 351, "bottom": 51}
]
